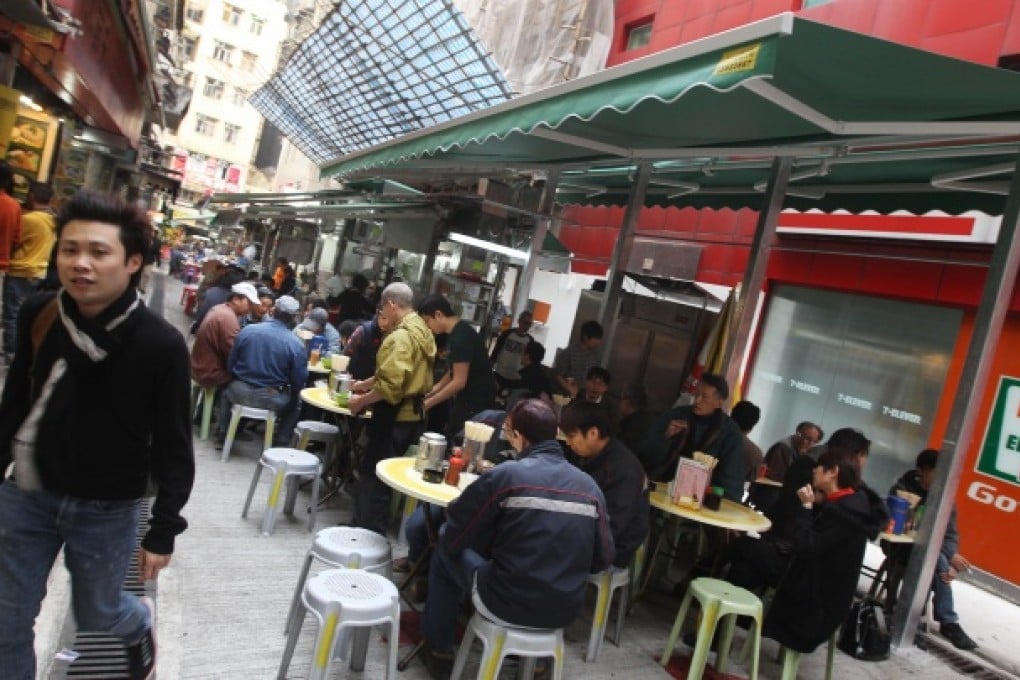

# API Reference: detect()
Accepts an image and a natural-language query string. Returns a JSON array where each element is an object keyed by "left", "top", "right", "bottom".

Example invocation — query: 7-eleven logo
[{"left": 976, "top": 376, "right": 1020, "bottom": 487}]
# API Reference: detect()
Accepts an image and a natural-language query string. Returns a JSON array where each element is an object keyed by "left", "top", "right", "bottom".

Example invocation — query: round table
[
  {"left": 307, "top": 361, "right": 331, "bottom": 375},
  {"left": 299, "top": 386, "right": 370, "bottom": 418},
  {"left": 649, "top": 487, "right": 772, "bottom": 533},
  {"left": 751, "top": 477, "right": 783, "bottom": 488},
  {"left": 375, "top": 456, "right": 478, "bottom": 508},
  {"left": 878, "top": 531, "right": 916, "bottom": 544}
]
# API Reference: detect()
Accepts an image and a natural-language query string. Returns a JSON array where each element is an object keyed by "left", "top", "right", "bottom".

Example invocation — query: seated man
[
  {"left": 510, "top": 340, "right": 552, "bottom": 404},
  {"left": 561, "top": 401, "right": 649, "bottom": 570},
  {"left": 293, "top": 306, "right": 341, "bottom": 354},
  {"left": 887, "top": 449, "right": 977, "bottom": 650},
  {"left": 636, "top": 373, "right": 744, "bottom": 501},
  {"left": 190, "top": 282, "right": 259, "bottom": 389},
  {"left": 617, "top": 384, "right": 659, "bottom": 456},
  {"left": 420, "top": 399, "right": 614, "bottom": 678},
  {"left": 760, "top": 447, "right": 887, "bottom": 653},
  {"left": 215, "top": 295, "right": 307, "bottom": 447},
  {"left": 762, "top": 421, "right": 824, "bottom": 482},
  {"left": 730, "top": 400, "right": 764, "bottom": 483},
  {"left": 572, "top": 366, "right": 619, "bottom": 434}
]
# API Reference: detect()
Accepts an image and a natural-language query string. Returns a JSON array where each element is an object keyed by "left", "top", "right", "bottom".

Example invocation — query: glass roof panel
[{"left": 250, "top": 0, "right": 512, "bottom": 165}]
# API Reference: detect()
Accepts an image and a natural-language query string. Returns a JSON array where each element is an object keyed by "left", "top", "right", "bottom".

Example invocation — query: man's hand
[
  {"left": 139, "top": 549, "right": 171, "bottom": 582},
  {"left": 347, "top": 393, "right": 365, "bottom": 415},
  {"left": 665, "top": 419, "right": 688, "bottom": 438},
  {"left": 796, "top": 484, "right": 815, "bottom": 507},
  {"left": 940, "top": 566, "right": 959, "bottom": 584},
  {"left": 950, "top": 553, "right": 971, "bottom": 573}
]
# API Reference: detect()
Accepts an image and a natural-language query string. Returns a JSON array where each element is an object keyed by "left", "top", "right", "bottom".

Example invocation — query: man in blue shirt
[{"left": 215, "top": 295, "right": 308, "bottom": 447}]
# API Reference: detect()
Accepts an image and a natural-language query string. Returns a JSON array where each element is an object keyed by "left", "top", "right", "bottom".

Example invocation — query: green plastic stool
[
  {"left": 778, "top": 631, "right": 836, "bottom": 680},
  {"left": 190, "top": 382, "right": 218, "bottom": 441},
  {"left": 660, "top": 577, "right": 762, "bottom": 680}
]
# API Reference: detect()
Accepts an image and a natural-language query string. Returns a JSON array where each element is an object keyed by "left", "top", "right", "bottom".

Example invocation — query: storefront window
[{"left": 745, "top": 284, "right": 962, "bottom": 488}]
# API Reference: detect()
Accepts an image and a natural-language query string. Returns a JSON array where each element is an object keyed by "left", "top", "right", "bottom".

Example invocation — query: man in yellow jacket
[
  {"left": 3, "top": 182, "right": 55, "bottom": 362},
  {"left": 348, "top": 282, "right": 436, "bottom": 533}
]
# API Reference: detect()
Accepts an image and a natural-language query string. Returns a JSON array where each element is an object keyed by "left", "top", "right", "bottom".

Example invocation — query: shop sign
[{"left": 975, "top": 376, "right": 1020, "bottom": 487}]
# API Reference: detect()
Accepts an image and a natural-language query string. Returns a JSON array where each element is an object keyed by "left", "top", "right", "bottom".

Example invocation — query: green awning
[{"left": 320, "top": 14, "right": 1020, "bottom": 213}]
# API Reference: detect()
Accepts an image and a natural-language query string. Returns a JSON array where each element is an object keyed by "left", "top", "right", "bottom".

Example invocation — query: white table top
[
  {"left": 751, "top": 477, "right": 783, "bottom": 488},
  {"left": 649, "top": 488, "right": 772, "bottom": 533},
  {"left": 299, "top": 386, "right": 370, "bottom": 418},
  {"left": 878, "top": 531, "right": 916, "bottom": 544},
  {"left": 307, "top": 362, "right": 331, "bottom": 374},
  {"left": 376, "top": 457, "right": 465, "bottom": 507}
]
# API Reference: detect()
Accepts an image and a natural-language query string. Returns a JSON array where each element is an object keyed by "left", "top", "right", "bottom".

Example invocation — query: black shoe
[
  {"left": 214, "top": 437, "right": 225, "bottom": 450},
  {"left": 126, "top": 597, "right": 157, "bottom": 679},
  {"left": 392, "top": 557, "right": 411, "bottom": 574},
  {"left": 940, "top": 622, "right": 978, "bottom": 650},
  {"left": 421, "top": 644, "right": 454, "bottom": 680}
]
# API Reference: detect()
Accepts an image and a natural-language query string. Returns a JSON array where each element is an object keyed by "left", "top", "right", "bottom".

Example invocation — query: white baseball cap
[{"left": 231, "top": 282, "right": 261, "bottom": 305}]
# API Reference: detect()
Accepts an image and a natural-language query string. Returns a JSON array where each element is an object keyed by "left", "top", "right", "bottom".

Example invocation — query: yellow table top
[
  {"left": 299, "top": 386, "right": 370, "bottom": 418},
  {"left": 307, "top": 362, "right": 331, "bottom": 374},
  {"left": 649, "top": 488, "right": 772, "bottom": 533},
  {"left": 878, "top": 531, "right": 916, "bottom": 544},
  {"left": 376, "top": 457, "right": 464, "bottom": 507}
]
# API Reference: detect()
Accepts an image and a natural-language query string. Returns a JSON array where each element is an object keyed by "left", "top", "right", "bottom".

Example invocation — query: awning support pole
[
  {"left": 513, "top": 170, "right": 560, "bottom": 319},
  {"left": 723, "top": 156, "right": 792, "bottom": 395},
  {"left": 598, "top": 162, "right": 651, "bottom": 358},
  {"left": 891, "top": 148, "right": 1020, "bottom": 648}
]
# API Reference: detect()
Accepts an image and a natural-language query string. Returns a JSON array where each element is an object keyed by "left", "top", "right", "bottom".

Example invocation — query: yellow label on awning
[{"left": 713, "top": 43, "right": 762, "bottom": 76}]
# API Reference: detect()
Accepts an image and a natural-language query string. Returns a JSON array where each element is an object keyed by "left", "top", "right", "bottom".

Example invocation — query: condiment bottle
[{"left": 445, "top": 448, "right": 465, "bottom": 487}]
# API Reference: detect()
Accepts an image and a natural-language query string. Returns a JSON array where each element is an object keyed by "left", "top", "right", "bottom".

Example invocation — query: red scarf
[{"left": 825, "top": 488, "right": 855, "bottom": 503}]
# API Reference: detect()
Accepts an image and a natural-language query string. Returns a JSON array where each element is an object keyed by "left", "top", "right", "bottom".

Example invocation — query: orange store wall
[{"left": 929, "top": 313, "right": 1020, "bottom": 586}]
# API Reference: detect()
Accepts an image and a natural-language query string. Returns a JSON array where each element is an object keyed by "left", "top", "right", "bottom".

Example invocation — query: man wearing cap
[
  {"left": 190, "top": 282, "right": 260, "bottom": 389},
  {"left": 215, "top": 294, "right": 307, "bottom": 447},
  {"left": 293, "top": 304, "right": 341, "bottom": 354}
]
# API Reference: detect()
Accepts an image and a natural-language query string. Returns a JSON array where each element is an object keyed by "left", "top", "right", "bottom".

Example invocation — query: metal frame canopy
[
  {"left": 249, "top": 0, "right": 513, "bottom": 166},
  {"left": 311, "top": 12, "right": 1020, "bottom": 655},
  {"left": 320, "top": 13, "right": 1020, "bottom": 214}
]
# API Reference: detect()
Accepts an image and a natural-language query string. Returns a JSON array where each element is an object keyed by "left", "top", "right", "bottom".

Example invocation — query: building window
[
  {"left": 625, "top": 20, "right": 653, "bottom": 51},
  {"left": 240, "top": 51, "right": 258, "bottom": 72},
  {"left": 250, "top": 17, "right": 265, "bottom": 35},
  {"left": 195, "top": 114, "right": 217, "bottom": 136},
  {"left": 212, "top": 41, "right": 234, "bottom": 63},
  {"left": 202, "top": 77, "right": 225, "bottom": 99},
  {"left": 224, "top": 123, "right": 241, "bottom": 144},
  {"left": 185, "top": 6, "right": 204, "bottom": 23},
  {"left": 182, "top": 36, "right": 198, "bottom": 61},
  {"left": 232, "top": 88, "right": 249, "bottom": 106},
  {"left": 222, "top": 4, "right": 242, "bottom": 26}
]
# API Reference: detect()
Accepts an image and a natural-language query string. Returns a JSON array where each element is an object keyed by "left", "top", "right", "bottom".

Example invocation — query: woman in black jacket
[{"left": 763, "top": 446, "right": 888, "bottom": 653}]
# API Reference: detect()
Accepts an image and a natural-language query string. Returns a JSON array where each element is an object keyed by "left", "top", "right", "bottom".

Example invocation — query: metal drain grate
[
  {"left": 58, "top": 499, "right": 155, "bottom": 679},
  {"left": 916, "top": 632, "right": 1017, "bottom": 680}
]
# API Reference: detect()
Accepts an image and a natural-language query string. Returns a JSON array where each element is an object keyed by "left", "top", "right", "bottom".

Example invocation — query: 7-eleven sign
[{"left": 977, "top": 376, "right": 1020, "bottom": 487}]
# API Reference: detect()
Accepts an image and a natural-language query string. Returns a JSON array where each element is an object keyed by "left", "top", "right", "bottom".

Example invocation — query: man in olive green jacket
[{"left": 349, "top": 282, "right": 436, "bottom": 533}]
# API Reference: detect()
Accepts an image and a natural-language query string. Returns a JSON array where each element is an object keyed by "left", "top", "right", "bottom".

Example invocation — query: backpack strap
[{"left": 31, "top": 297, "right": 59, "bottom": 357}]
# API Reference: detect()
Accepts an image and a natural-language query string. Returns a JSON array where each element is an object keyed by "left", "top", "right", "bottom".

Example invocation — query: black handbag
[{"left": 838, "top": 598, "right": 891, "bottom": 661}]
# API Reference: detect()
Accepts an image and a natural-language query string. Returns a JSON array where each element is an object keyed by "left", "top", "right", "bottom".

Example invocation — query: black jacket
[
  {"left": 441, "top": 439, "right": 615, "bottom": 628},
  {"left": 764, "top": 485, "right": 888, "bottom": 653},
  {"left": 569, "top": 438, "right": 650, "bottom": 568},
  {"left": 0, "top": 291, "right": 195, "bottom": 555}
]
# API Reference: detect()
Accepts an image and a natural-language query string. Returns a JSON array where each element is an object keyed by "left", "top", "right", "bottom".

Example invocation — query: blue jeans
[
  {"left": 2, "top": 275, "right": 41, "bottom": 358},
  {"left": 405, "top": 504, "right": 444, "bottom": 564},
  {"left": 0, "top": 478, "right": 150, "bottom": 680},
  {"left": 217, "top": 379, "right": 299, "bottom": 445},
  {"left": 421, "top": 528, "right": 487, "bottom": 652},
  {"left": 933, "top": 552, "right": 958, "bottom": 624}
]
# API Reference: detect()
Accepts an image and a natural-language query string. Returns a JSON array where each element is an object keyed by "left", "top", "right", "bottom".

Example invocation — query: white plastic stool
[
  {"left": 242, "top": 448, "right": 321, "bottom": 536},
  {"left": 278, "top": 569, "right": 400, "bottom": 680},
  {"left": 451, "top": 592, "right": 565, "bottom": 680},
  {"left": 189, "top": 382, "right": 218, "bottom": 441},
  {"left": 585, "top": 567, "right": 630, "bottom": 662},
  {"left": 291, "top": 420, "right": 340, "bottom": 451},
  {"left": 284, "top": 527, "right": 392, "bottom": 635},
  {"left": 221, "top": 405, "right": 276, "bottom": 462}
]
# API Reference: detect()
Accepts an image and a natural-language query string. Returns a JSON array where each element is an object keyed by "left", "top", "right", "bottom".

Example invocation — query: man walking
[
  {"left": 216, "top": 294, "right": 308, "bottom": 448},
  {"left": 3, "top": 182, "right": 55, "bottom": 363},
  {"left": 348, "top": 282, "right": 435, "bottom": 534},
  {"left": 0, "top": 162, "right": 23, "bottom": 359},
  {"left": 489, "top": 310, "right": 533, "bottom": 390},
  {"left": 0, "top": 189, "right": 195, "bottom": 679}
]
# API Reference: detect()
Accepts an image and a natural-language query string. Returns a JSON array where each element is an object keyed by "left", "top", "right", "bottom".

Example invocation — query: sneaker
[
  {"left": 420, "top": 643, "right": 454, "bottom": 680},
  {"left": 126, "top": 596, "right": 157, "bottom": 679},
  {"left": 940, "top": 622, "right": 978, "bottom": 651}
]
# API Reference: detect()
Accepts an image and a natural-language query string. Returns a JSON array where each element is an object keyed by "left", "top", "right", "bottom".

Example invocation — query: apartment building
[{"left": 163, "top": 0, "right": 288, "bottom": 203}]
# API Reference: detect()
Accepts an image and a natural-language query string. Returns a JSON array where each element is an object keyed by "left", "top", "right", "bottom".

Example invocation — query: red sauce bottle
[{"left": 445, "top": 448, "right": 465, "bottom": 487}]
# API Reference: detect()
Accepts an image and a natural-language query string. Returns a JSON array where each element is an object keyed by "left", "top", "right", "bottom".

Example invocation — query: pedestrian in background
[{"left": 3, "top": 182, "right": 55, "bottom": 363}]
